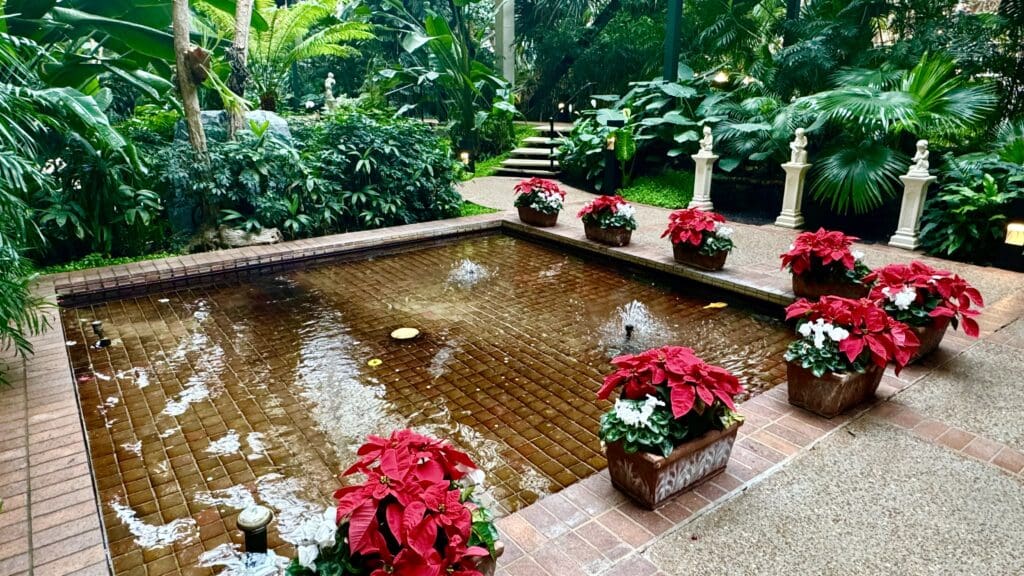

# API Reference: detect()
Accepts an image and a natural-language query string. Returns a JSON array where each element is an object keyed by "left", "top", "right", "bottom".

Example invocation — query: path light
[
  {"left": 238, "top": 505, "right": 274, "bottom": 554},
  {"left": 458, "top": 150, "right": 474, "bottom": 172},
  {"left": 590, "top": 98, "right": 597, "bottom": 109},
  {"left": 603, "top": 118, "right": 625, "bottom": 195},
  {"left": 1000, "top": 221, "right": 1024, "bottom": 271},
  {"left": 713, "top": 71, "right": 730, "bottom": 84}
]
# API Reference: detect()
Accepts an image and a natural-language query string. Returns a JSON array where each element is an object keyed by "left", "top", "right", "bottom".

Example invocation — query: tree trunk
[
  {"left": 527, "top": 0, "right": 622, "bottom": 116},
  {"left": 172, "top": 0, "right": 207, "bottom": 158},
  {"left": 228, "top": 0, "right": 255, "bottom": 139},
  {"left": 783, "top": 0, "right": 801, "bottom": 47}
]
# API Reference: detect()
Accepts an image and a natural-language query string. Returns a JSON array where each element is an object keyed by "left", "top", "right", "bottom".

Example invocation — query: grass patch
[
  {"left": 619, "top": 170, "right": 695, "bottom": 209},
  {"left": 459, "top": 201, "right": 500, "bottom": 217},
  {"left": 37, "top": 251, "right": 179, "bottom": 275},
  {"left": 463, "top": 124, "right": 539, "bottom": 180}
]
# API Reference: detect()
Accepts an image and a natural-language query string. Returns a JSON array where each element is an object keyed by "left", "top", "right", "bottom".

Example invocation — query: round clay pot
[
  {"left": 583, "top": 222, "right": 632, "bottom": 247},
  {"left": 517, "top": 205, "right": 558, "bottom": 227},
  {"left": 672, "top": 242, "right": 728, "bottom": 271},
  {"left": 909, "top": 315, "right": 952, "bottom": 362},
  {"left": 791, "top": 273, "right": 870, "bottom": 300}
]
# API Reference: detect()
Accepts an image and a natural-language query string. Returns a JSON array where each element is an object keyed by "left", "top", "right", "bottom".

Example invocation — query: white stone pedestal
[
  {"left": 888, "top": 173, "right": 936, "bottom": 250},
  {"left": 775, "top": 162, "right": 811, "bottom": 228},
  {"left": 688, "top": 153, "right": 718, "bottom": 211}
]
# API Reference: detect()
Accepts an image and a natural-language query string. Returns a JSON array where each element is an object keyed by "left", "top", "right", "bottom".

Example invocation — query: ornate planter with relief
[
  {"left": 517, "top": 206, "right": 558, "bottom": 227},
  {"left": 792, "top": 273, "right": 869, "bottom": 300},
  {"left": 584, "top": 222, "right": 632, "bottom": 247},
  {"left": 673, "top": 242, "right": 728, "bottom": 271},
  {"left": 606, "top": 422, "right": 742, "bottom": 510},
  {"left": 786, "top": 361, "right": 884, "bottom": 419},
  {"left": 908, "top": 316, "right": 951, "bottom": 362}
]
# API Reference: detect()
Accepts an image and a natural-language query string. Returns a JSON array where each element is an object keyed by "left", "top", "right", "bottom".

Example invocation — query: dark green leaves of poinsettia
[
  {"left": 600, "top": 406, "right": 686, "bottom": 457},
  {"left": 784, "top": 337, "right": 869, "bottom": 378}
]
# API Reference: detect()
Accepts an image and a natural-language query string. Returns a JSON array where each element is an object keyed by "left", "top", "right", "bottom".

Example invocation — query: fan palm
[
  {"left": 248, "top": 0, "right": 374, "bottom": 110},
  {"left": 803, "top": 52, "right": 997, "bottom": 214}
]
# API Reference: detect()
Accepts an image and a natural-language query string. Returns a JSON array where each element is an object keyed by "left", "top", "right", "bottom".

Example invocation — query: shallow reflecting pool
[{"left": 63, "top": 235, "right": 790, "bottom": 574}]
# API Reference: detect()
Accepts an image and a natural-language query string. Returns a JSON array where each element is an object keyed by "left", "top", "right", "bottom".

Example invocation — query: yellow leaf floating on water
[
  {"left": 703, "top": 302, "right": 728, "bottom": 310},
  {"left": 367, "top": 358, "right": 383, "bottom": 367}
]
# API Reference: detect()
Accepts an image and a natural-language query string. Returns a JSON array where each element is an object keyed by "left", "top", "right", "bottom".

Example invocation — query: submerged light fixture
[{"left": 391, "top": 327, "right": 421, "bottom": 341}]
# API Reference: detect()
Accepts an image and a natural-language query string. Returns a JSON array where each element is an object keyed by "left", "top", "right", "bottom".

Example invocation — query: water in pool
[{"left": 62, "top": 235, "right": 790, "bottom": 574}]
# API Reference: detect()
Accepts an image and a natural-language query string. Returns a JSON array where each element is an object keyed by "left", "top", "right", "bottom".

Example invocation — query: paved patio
[{"left": 0, "top": 175, "right": 1022, "bottom": 575}]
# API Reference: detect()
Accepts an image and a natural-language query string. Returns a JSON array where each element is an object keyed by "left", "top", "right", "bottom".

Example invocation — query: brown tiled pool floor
[{"left": 1, "top": 198, "right": 1022, "bottom": 576}]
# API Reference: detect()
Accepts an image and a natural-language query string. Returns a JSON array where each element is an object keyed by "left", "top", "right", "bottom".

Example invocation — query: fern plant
[{"left": 247, "top": 0, "right": 374, "bottom": 110}]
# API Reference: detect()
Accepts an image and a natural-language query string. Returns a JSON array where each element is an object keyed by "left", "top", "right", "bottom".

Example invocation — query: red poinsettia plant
[
  {"left": 784, "top": 296, "right": 921, "bottom": 377},
  {"left": 577, "top": 195, "right": 638, "bottom": 230},
  {"left": 780, "top": 228, "right": 870, "bottom": 282},
  {"left": 597, "top": 346, "right": 744, "bottom": 456},
  {"left": 864, "top": 261, "right": 984, "bottom": 337},
  {"left": 661, "top": 208, "right": 735, "bottom": 255},
  {"left": 290, "top": 430, "right": 498, "bottom": 576},
  {"left": 513, "top": 177, "right": 566, "bottom": 215}
]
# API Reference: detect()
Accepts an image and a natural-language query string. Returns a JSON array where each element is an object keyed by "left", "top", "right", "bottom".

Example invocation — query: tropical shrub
[
  {"left": 780, "top": 228, "right": 870, "bottom": 284},
  {"left": 919, "top": 173, "right": 1022, "bottom": 261},
  {"left": 312, "top": 112, "right": 462, "bottom": 228},
  {"left": 864, "top": 262, "right": 983, "bottom": 337},
  {"left": 597, "top": 346, "right": 744, "bottom": 457},
  {"left": 577, "top": 195, "right": 637, "bottom": 230},
  {"left": 286, "top": 429, "right": 498, "bottom": 575},
  {"left": 662, "top": 209, "right": 734, "bottom": 256},
  {"left": 513, "top": 178, "right": 565, "bottom": 215},
  {"left": 784, "top": 296, "right": 921, "bottom": 377}
]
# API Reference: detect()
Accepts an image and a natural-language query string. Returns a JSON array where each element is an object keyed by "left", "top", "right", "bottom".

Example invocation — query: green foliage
[
  {"left": 459, "top": 202, "right": 499, "bottom": 217},
  {"left": 0, "top": 251, "right": 50, "bottom": 387},
  {"left": 599, "top": 391, "right": 742, "bottom": 457},
  {"left": 619, "top": 170, "right": 695, "bottom": 209},
  {"left": 36, "top": 252, "right": 180, "bottom": 275},
  {"left": 284, "top": 525, "right": 362, "bottom": 576},
  {"left": 117, "top": 105, "right": 181, "bottom": 145},
  {"left": 784, "top": 336, "right": 869, "bottom": 378},
  {"left": 920, "top": 173, "right": 1022, "bottom": 261}
]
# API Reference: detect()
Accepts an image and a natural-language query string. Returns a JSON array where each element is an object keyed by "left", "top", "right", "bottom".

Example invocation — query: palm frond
[{"left": 811, "top": 140, "right": 906, "bottom": 214}]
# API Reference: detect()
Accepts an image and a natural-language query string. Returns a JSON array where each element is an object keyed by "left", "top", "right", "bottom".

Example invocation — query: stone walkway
[
  {"left": 1, "top": 174, "right": 1022, "bottom": 575},
  {"left": 460, "top": 176, "right": 1024, "bottom": 575}
]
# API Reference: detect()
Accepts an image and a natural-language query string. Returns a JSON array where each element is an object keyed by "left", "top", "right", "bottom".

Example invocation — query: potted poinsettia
[
  {"left": 286, "top": 430, "right": 503, "bottom": 576},
  {"left": 780, "top": 228, "right": 871, "bottom": 299},
  {"left": 597, "top": 346, "right": 744, "bottom": 509},
  {"left": 661, "top": 208, "right": 735, "bottom": 271},
  {"left": 784, "top": 296, "right": 920, "bottom": 418},
  {"left": 514, "top": 177, "right": 566, "bottom": 227},
  {"left": 577, "top": 195, "right": 638, "bottom": 247},
  {"left": 865, "top": 262, "right": 983, "bottom": 361}
]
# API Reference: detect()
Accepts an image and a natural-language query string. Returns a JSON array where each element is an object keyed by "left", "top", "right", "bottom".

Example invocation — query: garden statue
[
  {"left": 908, "top": 140, "right": 930, "bottom": 176},
  {"left": 698, "top": 126, "right": 714, "bottom": 156},
  {"left": 324, "top": 72, "right": 337, "bottom": 111},
  {"left": 790, "top": 128, "right": 808, "bottom": 164}
]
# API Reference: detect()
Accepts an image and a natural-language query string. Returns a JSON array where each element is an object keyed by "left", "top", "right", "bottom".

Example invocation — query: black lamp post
[
  {"left": 663, "top": 0, "right": 683, "bottom": 81},
  {"left": 602, "top": 119, "right": 624, "bottom": 195}
]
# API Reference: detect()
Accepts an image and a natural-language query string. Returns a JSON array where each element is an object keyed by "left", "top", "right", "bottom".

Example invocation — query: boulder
[
  {"left": 175, "top": 110, "right": 292, "bottom": 142},
  {"left": 203, "top": 226, "right": 283, "bottom": 249}
]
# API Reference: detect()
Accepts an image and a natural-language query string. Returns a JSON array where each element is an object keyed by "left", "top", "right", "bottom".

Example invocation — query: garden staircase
[{"left": 495, "top": 122, "right": 571, "bottom": 178}]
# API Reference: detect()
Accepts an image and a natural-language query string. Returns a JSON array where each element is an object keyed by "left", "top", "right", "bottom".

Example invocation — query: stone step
[
  {"left": 510, "top": 147, "right": 555, "bottom": 158},
  {"left": 501, "top": 158, "right": 560, "bottom": 169},
  {"left": 523, "top": 136, "right": 558, "bottom": 146},
  {"left": 495, "top": 167, "right": 560, "bottom": 178}
]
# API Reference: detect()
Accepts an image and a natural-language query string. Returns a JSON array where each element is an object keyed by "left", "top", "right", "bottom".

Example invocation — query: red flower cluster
[
  {"left": 513, "top": 177, "right": 565, "bottom": 199},
  {"left": 780, "top": 228, "right": 860, "bottom": 275},
  {"left": 661, "top": 209, "right": 726, "bottom": 246},
  {"left": 785, "top": 296, "right": 921, "bottom": 373},
  {"left": 334, "top": 430, "right": 489, "bottom": 576},
  {"left": 598, "top": 346, "right": 743, "bottom": 418},
  {"left": 577, "top": 195, "right": 629, "bottom": 219},
  {"left": 864, "top": 262, "right": 984, "bottom": 337}
]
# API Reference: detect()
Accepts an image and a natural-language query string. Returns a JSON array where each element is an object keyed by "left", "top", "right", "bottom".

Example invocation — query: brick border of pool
[{"left": 1, "top": 212, "right": 1022, "bottom": 576}]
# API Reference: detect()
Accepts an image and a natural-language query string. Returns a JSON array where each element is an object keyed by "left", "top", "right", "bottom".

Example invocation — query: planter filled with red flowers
[
  {"left": 784, "top": 297, "right": 920, "bottom": 418},
  {"left": 661, "top": 208, "right": 735, "bottom": 271},
  {"left": 597, "top": 346, "right": 745, "bottom": 509},
  {"left": 513, "top": 177, "right": 566, "bottom": 227},
  {"left": 865, "top": 262, "right": 983, "bottom": 361},
  {"left": 577, "top": 195, "right": 638, "bottom": 247},
  {"left": 780, "top": 228, "right": 871, "bottom": 300},
  {"left": 286, "top": 430, "right": 503, "bottom": 576}
]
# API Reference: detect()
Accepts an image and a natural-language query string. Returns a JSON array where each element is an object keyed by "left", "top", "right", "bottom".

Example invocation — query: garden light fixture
[
  {"left": 1005, "top": 222, "right": 1024, "bottom": 247},
  {"left": 714, "top": 71, "right": 730, "bottom": 84}
]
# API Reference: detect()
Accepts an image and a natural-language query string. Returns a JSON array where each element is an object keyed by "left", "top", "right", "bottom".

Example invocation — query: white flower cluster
[
  {"left": 531, "top": 191, "right": 564, "bottom": 211},
  {"left": 798, "top": 318, "right": 850, "bottom": 349},
  {"left": 852, "top": 250, "right": 865, "bottom": 261},
  {"left": 881, "top": 285, "right": 917, "bottom": 310},
  {"left": 617, "top": 203, "right": 636, "bottom": 221},
  {"left": 297, "top": 507, "right": 340, "bottom": 570},
  {"left": 714, "top": 222, "right": 734, "bottom": 239},
  {"left": 613, "top": 395, "right": 664, "bottom": 430}
]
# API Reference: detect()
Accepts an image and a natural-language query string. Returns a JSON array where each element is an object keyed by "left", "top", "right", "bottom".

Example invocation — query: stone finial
[
  {"left": 908, "top": 139, "right": 930, "bottom": 176},
  {"left": 698, "top": 125, "right": 714, "bottom": 155},
  {"left": 790, "top": 127, "right": 808, "bottom": 164}
]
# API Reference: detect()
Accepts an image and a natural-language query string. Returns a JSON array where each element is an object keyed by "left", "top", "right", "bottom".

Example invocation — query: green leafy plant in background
[
  {"left": 246, "top": 0, "right": 374, "bottom": 110},
  {"left": 619, "top": 170, "right": 695, "bottom": 209},
  {"left": 920, "top": 173, "right": 1022, "bottom": 261}
]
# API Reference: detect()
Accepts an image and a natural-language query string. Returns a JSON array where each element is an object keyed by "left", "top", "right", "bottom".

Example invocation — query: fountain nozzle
[
  {"left": 624, "top": 324, "right": 635, "bottom": 341},
  {"left": 90, "top": 320, "right": 111, "bottom": 348}
]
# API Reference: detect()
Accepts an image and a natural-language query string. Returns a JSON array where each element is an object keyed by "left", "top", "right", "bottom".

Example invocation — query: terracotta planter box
[
  {"left": 792, "top": 273, "right": 869, "bottom": 300},
  {"left": 517, "top": 206, "right": 559, "bottom": 227},
  {"left": 786, "top": 361, "right": 884, "bottom": 419},
  {"left": 909, "top": 315, "right": 951, "bottom": 362},
  {"left": 673, "top": 242, "right": 728, "bottom": 271},
  {"left": 584, "top": 222, "right": 632, "bottom": 247},
  {"left": 606, "top": 422, "right": 742, "bottom": 509}
]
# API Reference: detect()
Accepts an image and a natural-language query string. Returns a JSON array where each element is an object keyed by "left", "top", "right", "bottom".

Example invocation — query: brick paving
[{"left": 0, "top": 183, "right": 1022, "bottom": 575}]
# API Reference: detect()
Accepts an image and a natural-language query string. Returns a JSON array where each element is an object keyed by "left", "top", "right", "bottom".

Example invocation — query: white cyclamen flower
[
  {"left": 882, "top": 285, "right": 917, "bottom": 310},
  {"left": 828, "top": 326, "right": 850, "bottom": 342},
  {"left": 297, "top": 507, "right": 339, "bottom": 571},
  {"left": 613, "top": 395, "right": 665, "bottom": 430},
  {"left": 802, "top": 319, "right": 848, "bottom": 349},
  {"left": 456, "top": 464, "right": 486, "bottom": 487},
  {"left": 714, "top": 223, "right": 734, "bottom": 239},
  {"left": 617, "top": 204, "right": 636, "bottom": 220},
  {"left": 852, "top": 250, "right": 865, "bottom": 261}
]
